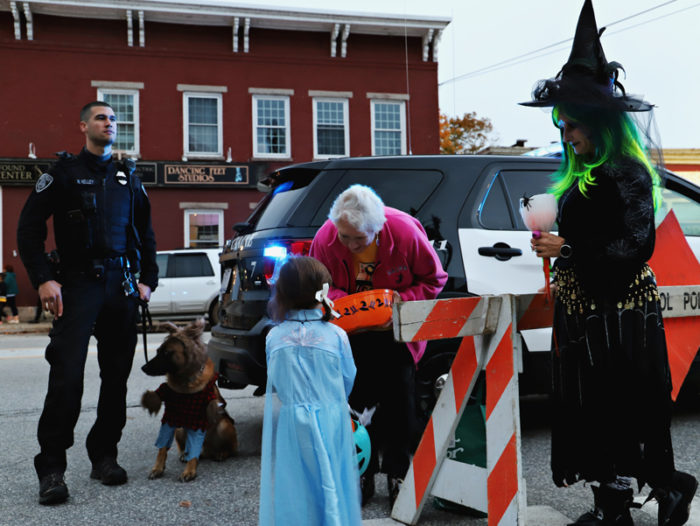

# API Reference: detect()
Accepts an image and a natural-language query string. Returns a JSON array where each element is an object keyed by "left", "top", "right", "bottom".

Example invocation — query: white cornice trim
[
  {"left": 12, "top": 0, "right": 450, "bottom": 37},
  {"left": 92, "top": 80, "right": 145, "bottom": 89},
  {"left": 137, "top": 9, "right": 145, "bottom": 47},
  {"left": 340, "top": 23, "right": 350, "bottom": 58},
  {"left": 126, "top": 9, "right": 133, "bottom": 46},
  {"left": 177, "top": 84, "right": 228, "bottom": 93},
  {"left": 9, "top": 1, "right": 21, "bottom": 39},
  {"left": 23, "top": 2, "right": 34, "bottom": 40}
]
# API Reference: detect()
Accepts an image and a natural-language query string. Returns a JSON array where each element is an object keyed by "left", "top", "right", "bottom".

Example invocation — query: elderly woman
[
  {"left": 309, "top": 184, "right": 447, "bottom": 507},
  {"left": 523, "top": 2, "right": 697, "bottom": 525}
]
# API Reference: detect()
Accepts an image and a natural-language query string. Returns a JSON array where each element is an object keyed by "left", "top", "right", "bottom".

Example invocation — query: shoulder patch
[{"left": 35, "top": 173, "right": 54, "bottom": 193}]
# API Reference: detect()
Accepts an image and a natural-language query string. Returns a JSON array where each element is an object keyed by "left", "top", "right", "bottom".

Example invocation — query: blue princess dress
[{"left": 259, "top": 309, "right": 362, "bottom": 526}]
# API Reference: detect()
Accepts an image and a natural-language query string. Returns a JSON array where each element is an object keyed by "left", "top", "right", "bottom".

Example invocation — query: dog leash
[{"left": 138, "top": 299, "right": 153, "bottom": 363}]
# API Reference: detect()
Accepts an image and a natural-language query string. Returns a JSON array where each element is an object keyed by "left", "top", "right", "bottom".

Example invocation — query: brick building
[{"left": 0, "top": 0, "right": 448, "bottom": 307}]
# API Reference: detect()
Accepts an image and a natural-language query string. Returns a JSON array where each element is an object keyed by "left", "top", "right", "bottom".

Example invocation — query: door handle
[{"left": 478, "top": 242, "right": 522, "bottom": 261}]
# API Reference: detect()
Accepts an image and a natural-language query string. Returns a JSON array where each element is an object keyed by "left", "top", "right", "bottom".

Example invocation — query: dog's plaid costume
[{"left": 156, "top": 374, "right": 219, "bottom": 431}]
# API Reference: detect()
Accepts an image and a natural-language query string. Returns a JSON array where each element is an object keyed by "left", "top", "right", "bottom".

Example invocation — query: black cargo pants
[
  {"left": 34, "top": 263, "right": 139, "bottom": 479},
  {"left": 348, "top": 330, "right": 416, "bottom": 479}
]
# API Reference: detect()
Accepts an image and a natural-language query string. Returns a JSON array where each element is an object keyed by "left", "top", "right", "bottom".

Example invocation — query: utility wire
[{"left": 439, "top": 0, "right": 697, "bottom": 86}]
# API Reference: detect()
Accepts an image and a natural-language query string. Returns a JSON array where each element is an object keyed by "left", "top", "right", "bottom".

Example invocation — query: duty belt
[
  {"left": 98, "top": 255, "right": 129, "bottom": 269},
  {"left": 90, "top": 255, "right": 129, "bottom": 279}
]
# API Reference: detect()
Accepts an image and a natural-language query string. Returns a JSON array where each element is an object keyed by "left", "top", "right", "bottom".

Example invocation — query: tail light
[{"left": 263, "top": 239, "right": 313, "bottom": 285}]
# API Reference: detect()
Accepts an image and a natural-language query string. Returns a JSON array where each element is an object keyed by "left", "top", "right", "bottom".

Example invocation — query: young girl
[{"left": 259, "top": 256, "right": 362, "bottom": 526}]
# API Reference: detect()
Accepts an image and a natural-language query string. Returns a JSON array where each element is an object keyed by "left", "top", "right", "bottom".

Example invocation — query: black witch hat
[{"left": 520, "top": 0, "right": 653, "bottom": 111}]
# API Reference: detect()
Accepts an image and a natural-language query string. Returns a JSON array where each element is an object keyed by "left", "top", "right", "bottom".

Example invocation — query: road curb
[
  {"left": 0, "top": 319, "right": 202, "bottom": 336},
  {"left": 361, "top": 505, "right": 571, "bottom": 525}
]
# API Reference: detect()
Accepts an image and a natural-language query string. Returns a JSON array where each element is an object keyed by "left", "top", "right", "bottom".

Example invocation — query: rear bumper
[{"left": 207, "top": 326, "right": 267, "bottom": 389}]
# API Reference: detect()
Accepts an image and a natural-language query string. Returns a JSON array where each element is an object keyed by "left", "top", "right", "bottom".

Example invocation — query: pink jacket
[{"left": 309, "top": 206, "right": 448, "bottom": 364}]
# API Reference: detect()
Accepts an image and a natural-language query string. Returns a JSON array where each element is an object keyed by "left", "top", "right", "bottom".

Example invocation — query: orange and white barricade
[
  {"left": 391, "top": 294, "right": 525, "bottom": 525},
  {"left": 390, "top": 285, "right": 700, "bottom": 525}
]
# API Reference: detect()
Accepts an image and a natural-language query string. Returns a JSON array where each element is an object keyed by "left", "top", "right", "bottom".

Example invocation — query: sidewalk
[
  {"left": 0, "top": 320, "right": 52, "bottom": 335},
  {"left": 0, "top": 318, "right": 194, "bottom": 335}
]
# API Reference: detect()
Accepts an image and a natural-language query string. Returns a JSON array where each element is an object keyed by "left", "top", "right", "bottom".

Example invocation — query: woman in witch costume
[{"left": 523, "top": 2, "right": 697, "bottom": 525}]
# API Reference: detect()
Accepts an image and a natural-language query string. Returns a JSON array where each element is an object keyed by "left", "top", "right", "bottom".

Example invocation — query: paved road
[{"left": 0, "top": 331, "right": 698, "bottom": 526}]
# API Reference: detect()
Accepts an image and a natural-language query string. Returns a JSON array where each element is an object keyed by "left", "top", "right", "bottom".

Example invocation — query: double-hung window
[
  {"left": 370, "top": 99, "right": 407, "bottom": 156},
  {"left": 182, "top": 91, "right": 223, "bottom": 158},
  {"left": 252, "top": 94, "right": 291, "bottom": 158},
  {"left": 96, "top": 87, "right": 140, "bottom": 156},
  {"left": 313, "top": 97, "right": 349, "bottom": 158},
  {"left": 184, "top": 209, "right": 224, "bottom": 248}
]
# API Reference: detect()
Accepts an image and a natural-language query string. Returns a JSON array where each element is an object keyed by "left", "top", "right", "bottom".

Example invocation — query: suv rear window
[
  {"left": 247, "top": 168, "right": 321, "bottom": 231},
  {"left": 172, "top": 253, "right": 215, "bottom": 278},
  {"left": 255, "top": 186, "right": 309, "bottom": 231},
  {"left": 158, "top": 252, "right": 215, "bottom": 279},
  {"left": 310, "top": 169, "right": 442, "bottom": 226}
]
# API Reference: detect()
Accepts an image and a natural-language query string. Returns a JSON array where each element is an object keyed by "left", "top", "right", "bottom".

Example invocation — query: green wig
[{"left": 549, "top": 103, "right": 662, "bottom": 211}]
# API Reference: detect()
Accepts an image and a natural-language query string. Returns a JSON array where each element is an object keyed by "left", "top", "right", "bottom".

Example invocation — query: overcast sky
[{"left": 261, "top": 0, "right": 700, "bottom": 149}]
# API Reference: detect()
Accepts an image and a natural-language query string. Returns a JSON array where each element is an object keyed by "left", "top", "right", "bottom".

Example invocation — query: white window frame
[
  {"left": 97, "top": 87, "right": 140, "bottom": 157},
  {"left": 312, "top": 97, "right": 350, "bottom": 159},
  {"left": 370, "top": 99, "right": 407, "bottom": 156},
  {"left": 183, "top": 92, "right": 223, "bottom": 159},
  {"left": 252, "top": 94, "right": 291, "bottom": 159},
  {"left": 184, "top": 209, "right": 224, "bottom": 248}
]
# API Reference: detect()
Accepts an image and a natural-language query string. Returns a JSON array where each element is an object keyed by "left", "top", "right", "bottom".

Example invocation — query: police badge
[
  {"left": 116, "top": 171, "right": 128, "bottom": 186},
  {"left": 35, "top": 173, "right": 53, "bottom": 193}
]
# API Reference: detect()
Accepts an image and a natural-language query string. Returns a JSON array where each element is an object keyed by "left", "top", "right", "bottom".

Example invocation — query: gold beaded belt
[{"left": 555, "top": 264, "right": 660, "bottom": 315}]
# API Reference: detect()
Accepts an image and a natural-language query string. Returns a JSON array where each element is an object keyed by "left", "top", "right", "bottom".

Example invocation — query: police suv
[{"left": 207, "top": 155, "right": 700, "bottom": 414}]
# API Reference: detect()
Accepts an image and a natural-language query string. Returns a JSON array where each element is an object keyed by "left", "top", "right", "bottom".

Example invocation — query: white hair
[{"left": 329, "top": 184, "right": 386, "bottom": 238}]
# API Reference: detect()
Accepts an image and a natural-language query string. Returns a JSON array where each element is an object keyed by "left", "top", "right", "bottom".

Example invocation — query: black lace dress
[{"left": 550, "top": 157, "right": 675, "bottom": 489}]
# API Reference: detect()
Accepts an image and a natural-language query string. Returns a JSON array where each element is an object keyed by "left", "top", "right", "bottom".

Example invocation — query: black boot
[
  {"left": 388, "top": 475, "right": 403, "bottom": 508},
  {"left": 39, "top": 472, "right": 69, "bottom": 505},
  {"left": 360, "top": 473, "right": 375, "bottom": 506},
  {"left": 568, "top": 485, "right": 634, "bottom": 526},
  {"left": 656, "top": 471, "right": 698, "bottom": 526},
  {"left": 90, "top": 457, "right": 127, "bottom": 485}
]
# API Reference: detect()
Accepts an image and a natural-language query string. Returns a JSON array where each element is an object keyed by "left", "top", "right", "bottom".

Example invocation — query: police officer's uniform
[{"left": 17, "top": 147, "right": 158, "bottom": 481}]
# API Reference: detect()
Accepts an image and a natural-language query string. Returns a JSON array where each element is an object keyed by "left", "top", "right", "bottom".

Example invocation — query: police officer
[{"left": 17, "top": 101, "right": 158, "bottom": 505}]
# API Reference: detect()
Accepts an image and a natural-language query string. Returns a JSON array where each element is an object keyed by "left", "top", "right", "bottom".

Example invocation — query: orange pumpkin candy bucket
[{"left": 330, "top": 289, "right": 394, "bottom": 334}]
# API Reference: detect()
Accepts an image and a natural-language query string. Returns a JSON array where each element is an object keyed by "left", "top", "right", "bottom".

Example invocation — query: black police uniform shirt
[{"left": 17, "top": 148, "right": 158, "bottom": 291}]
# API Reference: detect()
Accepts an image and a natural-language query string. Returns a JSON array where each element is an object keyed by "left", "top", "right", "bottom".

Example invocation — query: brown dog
[{"left": 141, "top": 319, "right": 238, "bottom": 481}]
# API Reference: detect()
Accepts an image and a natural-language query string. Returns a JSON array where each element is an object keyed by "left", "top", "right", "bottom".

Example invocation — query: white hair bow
[{"left": 315, "top": 283, "right": 341, "bottom": 318}]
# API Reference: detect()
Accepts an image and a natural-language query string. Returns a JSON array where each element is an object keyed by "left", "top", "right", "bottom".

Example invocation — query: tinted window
[
  {"left": 478, "top": 174, "right": 512, "bottom": 229},
  {"left": 156, "top": 253, "right": 169, "bottom": 279},
  {"left": 657, "top": 187, "right": 700, "bottom": 235},
  {"left": 499, "top": 171, "right": 554, "bottom": 230},
  {"left": 255, "top": 187, "right": 308, "bottom": 231},
  {"left": 171, "top": 253, "right": 214, "bottom": 278},
  {"left": 310, "top": 169, "right": 442, "bottom": 226},
  {"left": 479, "top": 170, "right": 553, "bottom": 230}
]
